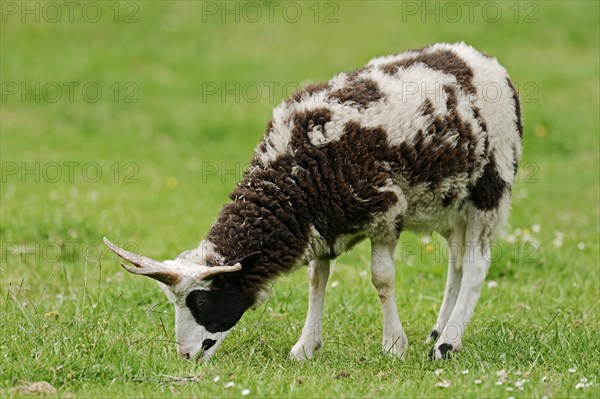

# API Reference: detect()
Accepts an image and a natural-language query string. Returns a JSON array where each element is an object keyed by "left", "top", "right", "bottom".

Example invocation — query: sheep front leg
[
  {"left": 371, "top": 240, "right": 407, "bottom": 359},
  {"left": 290, "top": 259, "right": 330, "bottom": 361}
]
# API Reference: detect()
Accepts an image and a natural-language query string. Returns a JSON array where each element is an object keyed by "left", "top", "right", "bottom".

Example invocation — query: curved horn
[
  {"left": 195, "top": 263, "right": 242, "bottom": 280},
  {"left": 103, "top": 237, "right": 180, "bottom": 285},
  {"left": 119, "top": 262, "right": 180, "bottom": 286},
  {"left": 103, "top": 237, "right": 164, "bottom": 269}
]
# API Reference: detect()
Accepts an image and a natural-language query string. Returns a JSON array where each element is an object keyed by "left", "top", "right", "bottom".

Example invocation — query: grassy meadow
[{"left": 1, "top": 1, "right": 599, "bottom": 397}]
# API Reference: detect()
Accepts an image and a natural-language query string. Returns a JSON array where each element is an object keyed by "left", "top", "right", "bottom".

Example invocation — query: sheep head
[{"left": 103, "top": 237, "right": 260, "bottom": 361}]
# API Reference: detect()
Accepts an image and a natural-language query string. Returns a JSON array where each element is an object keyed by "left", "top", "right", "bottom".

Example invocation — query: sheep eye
[{"left": 186, "top": 290, "right": 209, "bottom": 311}]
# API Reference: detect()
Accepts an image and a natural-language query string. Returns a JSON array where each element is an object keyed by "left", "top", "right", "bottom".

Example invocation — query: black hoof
[
  {"left": 429, "top": 343, "right": 453, "bottom": 360},
  {"left": 429, "top": 330, "right": 439, "bottom": 341},
  {"left": 438, "top": 343, "right": 453, "bottom": 358}
]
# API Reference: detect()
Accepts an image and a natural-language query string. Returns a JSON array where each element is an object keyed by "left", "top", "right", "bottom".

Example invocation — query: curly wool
[{"left": 206, "top": 42, "right": 522, "bottom": 303}]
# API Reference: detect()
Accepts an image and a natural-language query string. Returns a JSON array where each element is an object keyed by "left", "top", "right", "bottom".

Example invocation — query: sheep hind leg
[
  {"left": 427, "top": 223, "right": 466, "bottom": 343},
  {"left": 429, "top": 210, "right": 492, "bottom": 360}
]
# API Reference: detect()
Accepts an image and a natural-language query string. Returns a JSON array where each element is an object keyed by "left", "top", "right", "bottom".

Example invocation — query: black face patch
[{"left": 185, "top": 286, "right": 252, "bottom": 333}]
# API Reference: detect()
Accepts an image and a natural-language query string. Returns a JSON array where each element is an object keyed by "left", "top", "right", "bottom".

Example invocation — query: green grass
[{"left": 1, "top": 1, "right": 598, "bottom": 397}]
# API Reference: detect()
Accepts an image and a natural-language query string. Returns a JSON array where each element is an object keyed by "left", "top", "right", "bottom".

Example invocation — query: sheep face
[
  {"left": 103, "top": 237, "right": 253, "bottom": 361},
  {"left": 156, "top": 271, "right": 234, "bottom": 361}
]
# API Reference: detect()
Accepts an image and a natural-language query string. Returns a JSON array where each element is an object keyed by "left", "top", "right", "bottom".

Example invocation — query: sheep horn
[{"left": 103, "top": 237, "right": 181, "bottom": 285}]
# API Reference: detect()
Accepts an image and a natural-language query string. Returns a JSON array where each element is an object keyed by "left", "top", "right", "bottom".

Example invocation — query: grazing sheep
[{"left": 105, "top": 42, "right": 522, "bottom": 361}]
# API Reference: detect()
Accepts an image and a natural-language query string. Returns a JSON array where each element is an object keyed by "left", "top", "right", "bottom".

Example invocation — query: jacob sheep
[{"left": 104, "top": 42, "right": 522, "bottom": 361}]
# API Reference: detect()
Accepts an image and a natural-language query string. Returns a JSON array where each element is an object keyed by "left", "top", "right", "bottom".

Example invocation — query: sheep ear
[
  {"left": 228, "top": 252, "right": 262, "bottom": 268},
  {"left": 194, "top": 252, "right": 262, "bottom": 281},
  {"left": 195, "top": 263, "right": 242, "bottom": 280}
]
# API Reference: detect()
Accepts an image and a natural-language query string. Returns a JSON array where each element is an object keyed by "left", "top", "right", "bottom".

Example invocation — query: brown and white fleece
[
  {"left": 206, "top": 42, "right": 522, "bottom": 304},
  {"left": 109, "top": 42, "right": 522, "bottom": 362}
]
